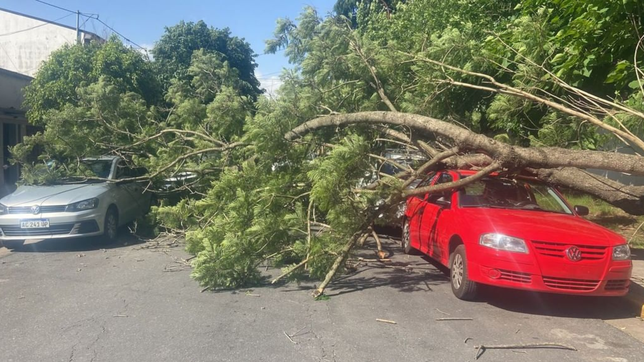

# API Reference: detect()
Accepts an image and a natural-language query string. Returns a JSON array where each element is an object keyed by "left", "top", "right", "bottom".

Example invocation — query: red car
[{"left": 402, "top": 170, "right": 632, "bottom": 300}]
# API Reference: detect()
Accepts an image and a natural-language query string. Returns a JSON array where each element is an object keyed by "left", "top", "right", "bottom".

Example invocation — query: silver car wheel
[
  {"left": 104, "top": 210, "right": 118, "bottom": 241},
  {"left": 451, "top": 254, "right": 464, "bottom": 289}
]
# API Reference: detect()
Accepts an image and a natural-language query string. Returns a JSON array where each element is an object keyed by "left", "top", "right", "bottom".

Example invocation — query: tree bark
[
  {"left": 286, "top": 112, "right": 644, "bottom": 176},
  {"left": 286, "top": 111, "right": 644, "bottom": 215},
  {"left": 532, "top": 167, "right": 644, "bottom": 215},
  {"left": 313, "top": 232, "right": 370, "bottom": 298}
]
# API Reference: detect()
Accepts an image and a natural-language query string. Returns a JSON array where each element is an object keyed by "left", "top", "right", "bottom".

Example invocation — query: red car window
[{"left": 458, "top": 177, "right": 572, "bottom": 214}]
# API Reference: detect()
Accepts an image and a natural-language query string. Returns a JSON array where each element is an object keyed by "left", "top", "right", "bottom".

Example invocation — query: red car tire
[
  {"left": 450, "top": 245, "right": 478, "bottom": 300},
  {"left": 401, "top": 219, "right": 418, "bottom": 254}
]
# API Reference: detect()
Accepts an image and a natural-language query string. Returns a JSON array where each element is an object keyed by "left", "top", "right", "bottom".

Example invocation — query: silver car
[{"left": 0, "top": 156, "right": 152, "bottom": 249}]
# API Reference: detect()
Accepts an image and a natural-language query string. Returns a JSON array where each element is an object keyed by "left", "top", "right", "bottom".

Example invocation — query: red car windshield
[{"left": 458, "top": 177, "right": 572, "bottom": 214}]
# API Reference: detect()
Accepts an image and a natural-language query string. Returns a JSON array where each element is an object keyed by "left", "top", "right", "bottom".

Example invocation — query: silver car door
[{"left": 114, "top": 160, "right": 138, "bottom": 223}]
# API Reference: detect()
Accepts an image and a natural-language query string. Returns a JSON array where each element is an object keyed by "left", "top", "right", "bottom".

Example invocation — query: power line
[
  {"left": 0, "top": 42, "right": 19, "bottom": 70},
  {"left": 79, "top": 14, "right": 93, "bottom": 29},
  {"left": 95, "top": 18, "right": 149, "bottom": 55},
  {"left": 34, "top": 0, "right": 98, "bottom": 17},
  {"left": 33, "top": 0, "right": 147, "bottom": 56},
  {"left": 0, "top": 13, "right": 73, "bottom": 37},
  {"left": 34, "top": 0, "right": 74, "bottom": 14}
]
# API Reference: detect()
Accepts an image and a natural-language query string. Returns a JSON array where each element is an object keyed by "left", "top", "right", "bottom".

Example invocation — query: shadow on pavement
[
  {"left": 324, "top": 263, "right": 449, "bottom": 296},
  {"left": 4, "top": 232, "right": 146, "bottom": 253},
  {"left": 315, "top": 235, "right": 643, "bottom": 320},
  {"left": 480, "top": 282, "right": 644, "bottom": 320}
]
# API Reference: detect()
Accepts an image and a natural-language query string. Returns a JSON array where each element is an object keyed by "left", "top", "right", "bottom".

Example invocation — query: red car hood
[{"left": 459, "top": 208, "right": 625, "bottom": 246}]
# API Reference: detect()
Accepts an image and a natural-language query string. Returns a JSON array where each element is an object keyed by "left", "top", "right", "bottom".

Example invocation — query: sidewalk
[{"left": 605, "top": 248, "right": 644, "bottom": 342}]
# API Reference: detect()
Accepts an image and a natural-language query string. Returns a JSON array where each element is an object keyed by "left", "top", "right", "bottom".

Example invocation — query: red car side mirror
[{"left": 574, "top": 205, "right": 589, "bottom": 216}]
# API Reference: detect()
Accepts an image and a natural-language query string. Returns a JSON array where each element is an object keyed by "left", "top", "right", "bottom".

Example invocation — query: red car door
[
  {"left": 417, "top": 201, "right": 442, "bottom": 255},
  {"left": 418, "top": 172, "right": 453, "bottom": 258},
  {"left": 406, "top": 173, "right": 437, "bottom": 251}
]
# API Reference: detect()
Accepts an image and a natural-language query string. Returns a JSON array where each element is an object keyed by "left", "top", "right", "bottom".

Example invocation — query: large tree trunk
[{"left": 286, "top": 111, "right": 644, "bottom": 215}]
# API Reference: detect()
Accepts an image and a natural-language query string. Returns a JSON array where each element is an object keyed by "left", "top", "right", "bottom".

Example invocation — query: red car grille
[
  {"left": 605, "top": 280, "right": 629, "bottom": 291},
  {"left": 498, "top": 269, "right": 531, "bottom": 284},
  {"left": 542, "top": 276, "right": 600, "bottom": 291},
  {"left": 531, "top": 240, "right": 607, "bottom": 261}
]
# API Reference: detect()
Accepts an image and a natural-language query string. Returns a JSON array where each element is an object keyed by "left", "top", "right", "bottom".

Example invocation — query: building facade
[
  {"left": 0, "top": 8, "right": 102, "bottom": 196},
  {"left": 0, "top": 8, "right": 102, "bottom": 76}
]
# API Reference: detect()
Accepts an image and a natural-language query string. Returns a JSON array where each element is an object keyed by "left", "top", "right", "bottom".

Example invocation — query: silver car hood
[{"left": 0, "top": 183, "right": 111, "bottom": 206}]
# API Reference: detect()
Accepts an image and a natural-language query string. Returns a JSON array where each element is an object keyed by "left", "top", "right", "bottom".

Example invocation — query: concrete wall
[
  {"left": 0, "top": 9, "right": 99, "bottom": 77},
  {"left": 0, "top": 69, "right": 31, "bottom": 110}
]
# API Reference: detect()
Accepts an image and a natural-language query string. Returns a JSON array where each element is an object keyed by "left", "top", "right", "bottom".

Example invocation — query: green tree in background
[
  {"left": 24, "top": 36, "right": 161, "bottom": 123},
  {"left": 152, "top": 21, "right": 262, "bottom": 101}
]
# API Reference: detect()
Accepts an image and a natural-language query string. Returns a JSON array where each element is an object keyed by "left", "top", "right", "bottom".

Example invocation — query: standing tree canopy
[
  {"left": 152, "top": 21, "right": 262, "bottom": 101},
  {"left": 24, "top": 37, "right": 161, "bottom": 123}
]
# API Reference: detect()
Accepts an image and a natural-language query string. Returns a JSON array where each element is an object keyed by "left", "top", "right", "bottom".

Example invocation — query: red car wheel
[
  {"left": 450, "top": 245, "right": 478, "bottom": 300},
  {"left": 401, "top": 219, "right": 417, "bottom": 254}
]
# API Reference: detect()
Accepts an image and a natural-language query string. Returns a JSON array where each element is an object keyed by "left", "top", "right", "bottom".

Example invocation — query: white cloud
[{"left": 256, "top": 70, "right": 283, "bottom": 99}]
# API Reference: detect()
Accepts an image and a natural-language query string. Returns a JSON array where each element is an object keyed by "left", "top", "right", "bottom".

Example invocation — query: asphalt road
[{"left": 1, "top": 234, "right": 643, "bottom": 362}]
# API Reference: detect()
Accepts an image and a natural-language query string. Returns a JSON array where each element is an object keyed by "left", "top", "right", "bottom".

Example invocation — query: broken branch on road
[{"left": 474, "top": 343, "right": 577, "bottom": 360}]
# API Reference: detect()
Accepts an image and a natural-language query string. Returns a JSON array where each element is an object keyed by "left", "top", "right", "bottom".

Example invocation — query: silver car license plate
[{"left": 20, "top": 219, "right": 50, "bottom": 228}]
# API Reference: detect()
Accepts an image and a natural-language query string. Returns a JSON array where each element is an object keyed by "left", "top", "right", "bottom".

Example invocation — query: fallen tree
[
  {"left": 16, "top": 2, "right": 644, "bottom": 297},
  {"left": 286, "top": 111, "right": 644, "bottom": 215},
  {"left": 281, "top": 108, "right": 644, "bottom": 296}
]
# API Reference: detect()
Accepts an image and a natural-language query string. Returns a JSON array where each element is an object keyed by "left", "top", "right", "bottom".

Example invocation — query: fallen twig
[
  {"left": 313, "top": 232, "right": 369, "bottom": 298},
  {"left": 464, "top": 337, "right": 472, "bottom": 344},
  {"left": 423, "top": 280, "right": 433, "bottom": 291},
  {"left": 435, "top": 308, "right": 451, "bottom": 316},
  {"left": 283, "top": 331, "right": 296, "bottom": 344},
  {"left": 352, "top": 257, "right": 391, "bottom": 263},
  {"left": 474, "top": 343, "right": 577, "bottom": 360},
  {"left": 371, "top": 229, "right": 386, "bottom": 259},
  {"left": 436, "top": 317, "right": 473, "bottom": 321},
  {"left": 113, "top": 314, "right": 128, "bottom": 318},
  {"left": 628, "top": 220, "right": 644, "bottom": 245},
  {"left": 271, "top": 257, "right": 310, "bottom": 284},
  {"left": 376, "top": 318, "right": 397, "bottom": 324}
]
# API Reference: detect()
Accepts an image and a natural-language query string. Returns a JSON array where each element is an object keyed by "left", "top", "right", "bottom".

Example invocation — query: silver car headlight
[
  {"left": 67, "top": 198, "right": 99, "bottom": 212},
  {"left": 0, "top": 203, "right": 6, "bottom": 215},
  {"left": 480, "top": 233, "right": 529, "bottom": 254},
  {"left": 612, "top": 244, "right": 631, "bottom": 260}
]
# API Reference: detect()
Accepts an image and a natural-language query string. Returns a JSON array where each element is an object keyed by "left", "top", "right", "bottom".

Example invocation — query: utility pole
[{"left": 75, "top": 10, "right": 80, "bottom": 44}]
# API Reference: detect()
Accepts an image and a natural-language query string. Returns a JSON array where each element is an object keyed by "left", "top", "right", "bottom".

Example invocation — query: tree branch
[{"left": 285, "top": 111, "right": 644, "bottom": 176}]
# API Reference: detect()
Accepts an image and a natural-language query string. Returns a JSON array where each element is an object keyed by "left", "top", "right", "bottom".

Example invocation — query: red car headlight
[
  {"left": 480, "top": 233, "right": 529, "bottom": 254},
  {"left": 612, "top": 245, "right": 631, "bottom": 260}
]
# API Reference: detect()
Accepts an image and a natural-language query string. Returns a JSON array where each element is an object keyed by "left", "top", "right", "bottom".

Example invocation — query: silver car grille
[{"left": 7, "top": 205, "right": 68, "bottom": 214}]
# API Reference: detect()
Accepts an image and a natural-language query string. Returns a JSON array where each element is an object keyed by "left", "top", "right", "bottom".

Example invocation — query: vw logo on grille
[
  {"left": 565, "top": 246, "right": 582, "bottom": 262},
  {"left": 31, "top": 205, "right": 40, "bottom": 215}
]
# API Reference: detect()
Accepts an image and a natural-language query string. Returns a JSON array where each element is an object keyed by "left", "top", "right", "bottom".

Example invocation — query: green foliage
[
  {"left": 18, "top": 1, "right": 644, "bottom": 291},
  {"left": 24, "top": 37, "right": 161, "bottom": 123},
  {"left": 152, "top": 21, "right": 262, "bottom": 100},
  {"left": 15, "top": 76, "right": 153, "bottom": 173}
]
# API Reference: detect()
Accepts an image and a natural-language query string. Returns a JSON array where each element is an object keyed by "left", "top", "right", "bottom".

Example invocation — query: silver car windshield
[{"left": 81, "top": 160, "right": 112, "bottom": 179}]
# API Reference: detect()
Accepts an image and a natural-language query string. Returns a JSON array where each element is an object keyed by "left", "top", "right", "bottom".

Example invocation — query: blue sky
[{"left": 2, "top": 0, "right": 337, "bottom": 93}]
